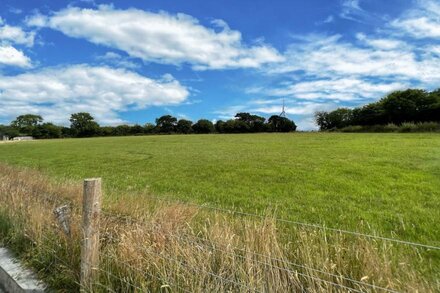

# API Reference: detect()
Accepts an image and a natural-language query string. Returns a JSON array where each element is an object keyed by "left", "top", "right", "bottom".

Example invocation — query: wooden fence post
[{"left": 80, "top": 178, "right": 102, "bottom": 292}]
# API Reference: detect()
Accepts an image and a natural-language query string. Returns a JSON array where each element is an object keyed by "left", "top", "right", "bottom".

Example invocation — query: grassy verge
[{"left": 0, "top": 164, "right": 438, "bottom": 292}]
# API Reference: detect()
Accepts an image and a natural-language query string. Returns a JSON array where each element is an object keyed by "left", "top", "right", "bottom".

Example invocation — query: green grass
[{"left": 1, "top": 133, "right": 439, "bottom": 246}]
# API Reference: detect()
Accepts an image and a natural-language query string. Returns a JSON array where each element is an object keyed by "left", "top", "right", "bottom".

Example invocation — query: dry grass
[{"left": 0, "top": 164, "right": 437, "bottom": 292}]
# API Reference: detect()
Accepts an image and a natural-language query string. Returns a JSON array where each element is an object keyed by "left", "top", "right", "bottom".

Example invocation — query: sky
[{"left": 0, "top": 0, "right": 439, "bottom": 130}]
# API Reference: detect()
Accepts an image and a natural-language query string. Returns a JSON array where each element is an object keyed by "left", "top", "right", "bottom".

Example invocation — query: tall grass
[{"left": 0, "top": 164, "right": 437, "bottom": 292}]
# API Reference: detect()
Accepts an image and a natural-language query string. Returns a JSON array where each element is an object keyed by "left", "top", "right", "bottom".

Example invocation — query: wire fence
[{"left": 11, "top": 177, "right": 440, "bottom": 293}]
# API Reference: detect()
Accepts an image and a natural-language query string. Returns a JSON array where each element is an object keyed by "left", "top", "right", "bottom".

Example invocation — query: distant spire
[{"left": 280, "top": 98, "right": 287, "bottom": 117}]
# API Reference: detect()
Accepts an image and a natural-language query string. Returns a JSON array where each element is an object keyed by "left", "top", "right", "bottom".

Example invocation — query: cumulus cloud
[
  {"left": 0, "top": 22, "right": 35, "bottom": 47},
  {"left": 271, "top": 35, "right": 429, "bottom": 80},
  {"left": 391, "top": 0, "right": 440, "bottom": 39},
  {"left": 0, "top": 45, "right": 31, "bottom": 68},
  {"left": 0, "top": 65, "right": 189, "bottom": 124},
  {"left": 27, "top": 5, "right": 283, "bottom": 70},
  {"left": 263, "top": 33, "right": 440, "bottom": 102}
]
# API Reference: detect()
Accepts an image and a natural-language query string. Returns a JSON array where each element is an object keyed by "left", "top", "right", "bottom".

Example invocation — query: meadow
[
  {"left": 0, "top": 132, "right": 439, "bottom": 245},
  {"left": 1, "top": 132, "right": 440, "bottom": 291}
]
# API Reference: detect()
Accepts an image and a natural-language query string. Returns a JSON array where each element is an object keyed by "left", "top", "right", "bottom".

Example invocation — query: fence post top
[{"left": 84, "top": 178, "right": 102, "bottom": 182}]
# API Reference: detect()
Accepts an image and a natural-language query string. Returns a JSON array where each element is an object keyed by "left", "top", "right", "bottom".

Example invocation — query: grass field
[
  {"left": 1, "top": 132, "right": 440, "bottom": 291},
  {"left": 0, "top": 133, "right": 439, "bottom": 246}
]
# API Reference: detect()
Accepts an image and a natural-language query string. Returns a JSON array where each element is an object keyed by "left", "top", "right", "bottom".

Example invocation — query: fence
[{"left": 48, "top": 178, "right": 439, "bottom": 292}]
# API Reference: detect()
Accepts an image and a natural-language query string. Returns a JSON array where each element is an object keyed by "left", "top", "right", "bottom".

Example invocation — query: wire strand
[
  {"left": 160, "top": 230, "right": 399, "bottom": 293},
  {"left": 131, "top": 196, "right": 440, "bottom": 250}
]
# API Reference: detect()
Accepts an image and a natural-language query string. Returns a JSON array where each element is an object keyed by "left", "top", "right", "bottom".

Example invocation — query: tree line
[
  {"left": 315, "top": 89, "right": 440, "bottom": 131},
  {"left": 0, "top": 112, "right": 297, "bottom": 139}
]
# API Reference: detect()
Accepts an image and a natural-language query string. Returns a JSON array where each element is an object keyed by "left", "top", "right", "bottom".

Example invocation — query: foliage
[
  {"left": 156, "top": 115, "right": 177, "bottom": 133},
  {"left": 338, "top": 122, "right": 440, "bottom": 133},
  {"left": 316, "top": 88, "right": 440, "bottom": 131},
  {"left": 192, "top": 119, "right": 214, "bottom": 134},
  {"left": 268, "top": 115, "right": 297, "bottom": 132},
  {"left": 3, "top": 111, "right": 295, "bottom": 140},
  {"left": 69, "top": 112, "right": 100, "bottom": 137},
  {"left": 176, "top": 119, "right": 193, "bottom": 134}
]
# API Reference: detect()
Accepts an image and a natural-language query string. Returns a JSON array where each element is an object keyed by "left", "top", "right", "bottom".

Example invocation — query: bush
[
  {"left": 336, "top": 122, "right": 440, "bottom": 133},
  {"left": 400, "top": 122, "right": 418, "bottom": 133},
  {"left": 413, "top": 122, "right": 440, "bottom": 132}
]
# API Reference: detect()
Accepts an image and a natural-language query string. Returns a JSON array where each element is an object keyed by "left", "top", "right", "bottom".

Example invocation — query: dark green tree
[
  {"left": 381, "top": 89, "right": 429, "bottom": 124},
  {"left": 69, "top": 112, "right": 100, "bottom": 137},
  {"left": 215, "top": 120, "right": 226, "bottom": 133},
  {"left": 235, "top": 112, "right": 266, "bottom": 132},
  {"left": 144, "top": 123, "right": 156, "bottom": 134},
  {"left": 155, "top": 115, "right": 177, "bottom": 133},
  {"left": 192, "top": 119, "right": 215, "bottom": 134},
  {"left": 176, "top": 119, "right": 193, "bottom": 134},
  {"left": 268, "top": 115, "right": 297, "bottom": 132},
  {"left": 33, "top": 123, "right": 62, "bottom": 139},
  {"left": 11, "top": 114, "right": 43, "bottom": 135}
]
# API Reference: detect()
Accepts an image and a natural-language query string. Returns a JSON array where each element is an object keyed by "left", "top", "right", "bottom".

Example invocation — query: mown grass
[{"left": 0, "top": 133, "right": 439, "bottom": 246}]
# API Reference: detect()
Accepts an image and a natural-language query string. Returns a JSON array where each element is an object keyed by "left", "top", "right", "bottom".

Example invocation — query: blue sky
[{"left": 0, "top": 0, "right": 439, "bottom": 129}]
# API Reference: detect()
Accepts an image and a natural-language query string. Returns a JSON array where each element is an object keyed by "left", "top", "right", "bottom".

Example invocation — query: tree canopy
[
  {"left": 70, "top": 112, "right": 100, "bottom": 137},
  {"left": 315, "top": 88, "right": 440, "bottom": 130},
  {"left": 2, "top": 111, "right": 298, "bottom": 140}
]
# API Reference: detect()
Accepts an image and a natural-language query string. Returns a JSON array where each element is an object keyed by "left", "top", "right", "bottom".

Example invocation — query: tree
[
  {"left": 222, "top": 119, "right": 250, "bottom": 133},
  {"left": 33, "top": 123, "right": 62, "bottom": 139},
  {"left": 176, "top": 119, "right": 193, "bottom": 134},
  {"left": 144, "top": 123, "right": 155, "bottom": 134},
  {"left": 0, "top": 125, "right": 19, "bottom": 138},
  {"left": 315, "top": 108, "right": 353, "bottom": 130},
  {"left": 235, "top": 112, "right": 266, "bottom": 132},
  {"left": 192, "top": 119, "right": 215, "bottom": 134},
  {"left": 11, "top": 114, "right": 43, "bottom": 128},
  {"left": 381, "top": 89, "right": 428, "bottom": 124},
  {"left": 427, "top": 89, "right": 440, "bottom": 122},
  {"left": 268, "top": 115, "right": 297, "bottom": 132},
  {"left": 215, "top": 120, "right": 226, "bottom": 133},
  {"left": 69, "top": 112, "right": 100, "bottom": 137},
  {"left": 130, "top": 124, "right": 144, "bottom": 135},
  {"left": 113, "top": 125, "right": 131, "bottom": 136},
  {"left": 11, "top": 114, "right": 43, "bottom": 135},
  {"left": 155, "top": 115, "right": 177, "bottom": 133},
  {"left": 352, "top": 102, "right": 386, "bottom": 126}
]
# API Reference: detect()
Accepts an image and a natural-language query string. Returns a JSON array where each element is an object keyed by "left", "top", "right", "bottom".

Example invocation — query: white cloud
[
  {"left": 271, "top": 35, "right": 427, "bottom": 80},
  {"left": 355, "top": 33, "right": 407, "bottom": 50},
  {"left": 251, "top": 101, "right": 335, "bottom": 116},
  {"left": 340, "top": 0, "right": 366, "bottom": 22},
  {"left": 0, "top": 18, "right": 34, "bottom": 67},
  {"left": 0, "top": 21, "right": 35, "bottom": 47},
  {"left": 266, "top": 78, "right": 407, "bottom": 102},
  {"left": 96, "top": 51, "right": 140, "bottom": 69},
  {"left": 28, "top": 5, "right": 283, "bottom": 70},
  {"left": 0, "top": 45, "right": 31, "bottom": 68},
  {"left": 0, "top": 65, "right": 189, "bottom": 124},
  {"left": 391, "top": 0, "right": 440, "bottom": 39}
]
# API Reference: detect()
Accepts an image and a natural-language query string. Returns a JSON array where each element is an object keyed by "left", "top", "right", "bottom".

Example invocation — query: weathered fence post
[{"left": 80, "top": 178, "right": 102, "bottom": 292}]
